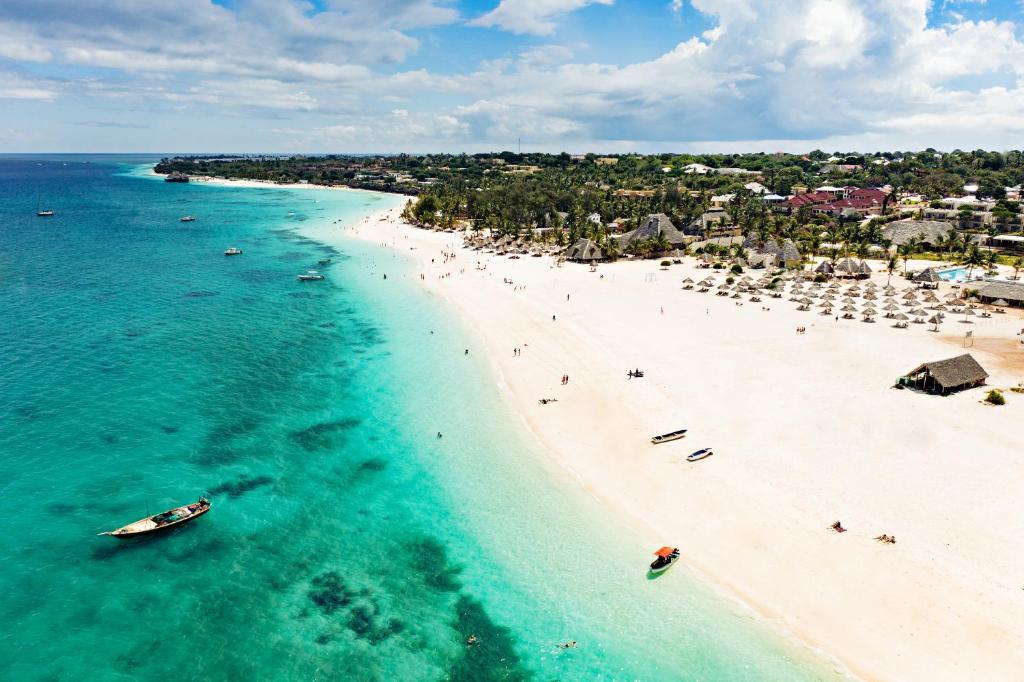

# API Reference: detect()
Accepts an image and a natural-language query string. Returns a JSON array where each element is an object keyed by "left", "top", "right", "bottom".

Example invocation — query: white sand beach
[{"left": 323, "top": 204, "right": 1024, "bottom": 682}]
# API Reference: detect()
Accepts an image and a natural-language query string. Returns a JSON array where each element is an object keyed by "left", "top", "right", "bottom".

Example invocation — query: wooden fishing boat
[
  {"left": 650, "top": 429, "right": 687, "bottom": 445},
  {"left": 687, "top": 448, "right": 713, "bottom": 462},
  {"left": 98, "top": 498, "right": 211, "bottom": 539},
  {"left": 649, "top": 546, "right": 680, "bottom": 575},
  {"left": 297, "top": 270, "right": 325, "bottom": 281},
  {"left": 180, "top": 215, "right": 196, "bottom": 222}
]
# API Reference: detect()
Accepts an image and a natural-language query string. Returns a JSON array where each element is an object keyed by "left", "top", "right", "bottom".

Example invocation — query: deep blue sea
[{"left": 0, "top": 156, "right": 837, "bottom": 680}]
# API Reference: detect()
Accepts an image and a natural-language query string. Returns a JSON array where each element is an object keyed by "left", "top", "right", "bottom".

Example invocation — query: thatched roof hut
[
  {"left": 901, "top": 354, "right": 988, "bottom": 395},
  {"left": 566, "top": 238, "right": 604, "bottom": 262},
  {"left": 617, "top": 213, "right": 686, "bottom": 248},
  {"left": 834, "top": 257, "right": 871, "bottom": 279},
  {"left": 976, "top": 281, "right": 1024, "bottom": 307},
  {"left": 914, "top": 267, "right": 943, "bottom": 284}
]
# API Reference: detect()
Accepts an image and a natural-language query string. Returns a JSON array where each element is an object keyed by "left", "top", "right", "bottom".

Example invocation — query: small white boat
[
  {"left": 224, "top": 247, "right": 243, "bottom": 256},
  {"left": 180, "top": 216, "right": 196, "bottom": 222},
  {"left": 36, "top": 209, "right": 55, "bottom": 217},
  {"left": 297, "top": 270, "right": 325, "bottom": 281},
  {"left": 649, "top": 546, "right": 680, "bottom": 575},
  {"left": 687, "top": 448, "right": 713, "bottom": 462},
  {"left": 651, "top": 429, "right": 687, "bottom": 445}
]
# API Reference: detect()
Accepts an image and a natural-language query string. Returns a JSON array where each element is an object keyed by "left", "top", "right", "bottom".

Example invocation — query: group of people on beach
[{"left": 830, "top": 521, "right": 896, "bottom": 544}]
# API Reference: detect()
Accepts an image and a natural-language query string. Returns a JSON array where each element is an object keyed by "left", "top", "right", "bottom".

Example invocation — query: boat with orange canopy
[{"left": 649, "top": 546, "right": 680, "bottom": 574}]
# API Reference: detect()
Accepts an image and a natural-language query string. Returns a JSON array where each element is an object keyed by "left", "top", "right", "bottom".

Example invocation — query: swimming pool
[{"left": 937, "top": 267, "right": 968, "bottom": 282}]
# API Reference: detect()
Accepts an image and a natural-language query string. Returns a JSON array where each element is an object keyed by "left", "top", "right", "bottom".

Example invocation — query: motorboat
[
  {"left": 687, "top": 448, "right": 713, "bottom": 462},
  {"left": 98, "top": 498, "right": 211, "bottom": 539},
  {"left": 649, "top": 546, "right": 680, "bottom": 574},
  {"left": 180, "top": 216, "right": 196, "bottom": 222},
  {"left": 297, "top": 270, "right": 325, "bottom": 281},
  {"left": 224, "top": 247, "right": 243, "bottom": 256},
  {"left": 651, "top": 429, "right": 687, "bottom": 445},
  {"left": 318, "top": 257, "right": 332, "bottom": 265}
]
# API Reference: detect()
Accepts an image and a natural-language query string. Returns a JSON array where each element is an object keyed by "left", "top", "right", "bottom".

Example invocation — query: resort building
[
  {"left": 975, "top": 280, "right": 1024, "bottom": 307},
  {"left": 565, "top": 238, "right": 604, "bottom": 262},
  {"left": 832, "top": 257, "right": 873, "bottom": 279},
  {"left": 617, "top": 213, "right": 686, "bottom": 249},
  {"left": 881, "top": 220, "right": 954, "bottom": 249},
  {"left": 900, "top": 354, "right": 989, "bottom": 395}
]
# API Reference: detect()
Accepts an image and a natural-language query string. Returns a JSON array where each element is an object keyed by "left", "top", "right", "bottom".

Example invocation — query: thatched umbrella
[
  {"left": 992, "top": 298, "right": 1009, "bottom": 307},
  {"left": 818, "top": 299, "right": 832, "bottom": 308},
  {"left": 862, "top": 306, "right": 878, "bottom": 316},
  {"left": 884, "top": 303, "right": 900, "bottom": 312},
  {"left": 800, "top": 296, "right": 813, "bottom": 305},
  {"left": 682, "top": 277, "right": 694, "bottom": 284},
  {"left": 909, "top": 307, "right": 927, "bottom": 316},
  {"left": 842, "top": 296, "right": 856, "bottom": 304},
  {"left": 962, "top": 307, "right": 976, "bottom": 322},
  {"left": 864, "top": 292, "right": 878, "bottom": 300},
  {"left": 902, "top": 291, "right": 917, "bottom": 300},
  {"left": 893, "top": 312, "right": 909, "bottom": 321},
  {"left": 841, "top": 304, "right": 857, "bottom": 313}
]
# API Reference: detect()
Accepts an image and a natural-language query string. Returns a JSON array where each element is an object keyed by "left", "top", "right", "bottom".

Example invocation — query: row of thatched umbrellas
[{"left": 681, "top": 273, "right": 1001, "bottom": 326}]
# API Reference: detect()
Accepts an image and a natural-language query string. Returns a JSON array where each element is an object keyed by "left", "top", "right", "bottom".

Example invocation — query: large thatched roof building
[
  {"left": 975, "top": 280, "right": 1024, "bottom": 307},
  {"left": 617, "top": 213, "right": 686, "bottom": 249},
  {"left": 901, "top": 354, "right": 988, "bottom": 395},
  {"left": 881, "top": 219, "right": 954, "bottom": 248},
  {"left": 565, "top": 238, "right": 604, "bottom": 262}
]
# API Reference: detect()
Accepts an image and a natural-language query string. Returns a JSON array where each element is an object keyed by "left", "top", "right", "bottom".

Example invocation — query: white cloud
[
  {"left": 470, "top": 0, "right": 614, "bottom": 35},
  {"left": 0, "top": 72, "right": 59, "bottom": 101},
  {"left": 1, "top": 0, "right": 1024, "bottom": 152}
]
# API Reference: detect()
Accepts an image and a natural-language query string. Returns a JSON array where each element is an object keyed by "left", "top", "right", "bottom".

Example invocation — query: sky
[{"left": 1, "top": 0, "right": 1023, "bottom": 154}]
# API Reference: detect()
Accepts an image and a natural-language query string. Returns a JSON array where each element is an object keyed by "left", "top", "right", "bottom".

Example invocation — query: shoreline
[
  {"left": 329, "top": 205, "right": 1024, "bottom": 682},
  {"left": 148, "top": 167, "right": 414, "bottom": 200}
]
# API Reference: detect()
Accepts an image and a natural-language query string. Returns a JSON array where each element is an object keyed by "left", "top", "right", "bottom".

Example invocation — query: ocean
[{"left": 0, "top": 156, "right": 837, "bottom": 680}]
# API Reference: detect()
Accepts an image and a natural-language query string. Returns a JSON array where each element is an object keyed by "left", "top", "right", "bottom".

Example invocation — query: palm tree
[
  {"left": 963, "top": 243, "right": 985, "bottom": 279},
  {"left": 651, "top": 231, "right": 672, "bottom": 256},
  {"left": 898, "top": 236, "right": 920, "bottom": 275},
  {"left": 1012, "top": 256, "right": 1023, "bottom": 281}
]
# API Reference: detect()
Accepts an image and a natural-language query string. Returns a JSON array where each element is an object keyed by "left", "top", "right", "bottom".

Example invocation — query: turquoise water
[
  {"left": 937, "top": 267, "right": 967, "bottom": 282},
  {"left": 0, "top": 157, "right": 837, "bottom": 680}
]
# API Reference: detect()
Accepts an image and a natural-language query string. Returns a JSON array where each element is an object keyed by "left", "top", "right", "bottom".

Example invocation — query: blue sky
[{"left": 0, "top": 0, "right": 1022, "bottom": 153}]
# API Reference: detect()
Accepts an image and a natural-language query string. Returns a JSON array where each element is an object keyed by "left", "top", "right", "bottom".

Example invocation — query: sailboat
[{"left": 36, "top": 198, "right": 54, "bottom": 217}]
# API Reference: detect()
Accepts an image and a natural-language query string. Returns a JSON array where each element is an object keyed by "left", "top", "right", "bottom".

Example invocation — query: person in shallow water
[
  {"left": 466, "top": 635, "right": 478, "bottom": 646},
  {"left": 436, "top": 432, "right": 443, "bottom": 439}
]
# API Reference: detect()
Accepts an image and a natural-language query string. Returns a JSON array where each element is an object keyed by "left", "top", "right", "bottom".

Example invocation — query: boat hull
[
  {"left": 687, "top": 449, "right": 713, "bottom": 462},
  {"left": 105, "top": 503, "right": 210, "bottom": 538},
  {"left": 651, "top": 430, "right": 687, "bottom": 444}
]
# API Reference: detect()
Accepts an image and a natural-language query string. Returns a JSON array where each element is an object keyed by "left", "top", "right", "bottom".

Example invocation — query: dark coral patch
[
  {"left": 208, "top": 474, "right": 274, "bottom": 498},
  {"left": 288, "top": 418, "right": 360, "bottom": 451}
]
